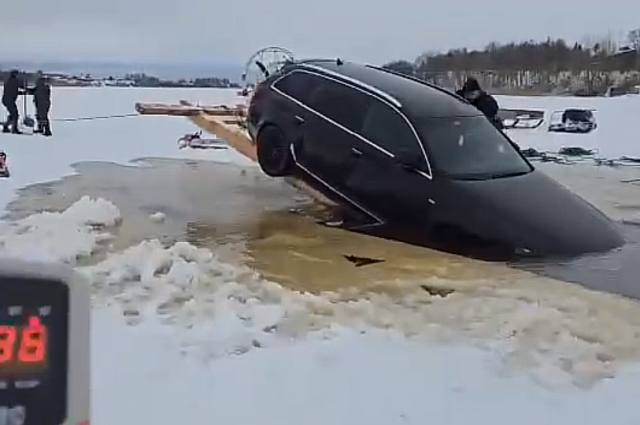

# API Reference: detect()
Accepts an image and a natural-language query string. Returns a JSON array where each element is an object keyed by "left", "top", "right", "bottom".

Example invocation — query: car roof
[{"left": 294, "top": 59, "right": 482, "bottom": 119}]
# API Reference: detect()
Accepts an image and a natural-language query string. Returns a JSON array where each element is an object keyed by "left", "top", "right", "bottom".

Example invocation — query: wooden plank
[
  {"left": 135, "top": 102, "right": 246, "bottom": 117},
  {"left": 179, "top": 100, "right": 257, "bottom": 161}
]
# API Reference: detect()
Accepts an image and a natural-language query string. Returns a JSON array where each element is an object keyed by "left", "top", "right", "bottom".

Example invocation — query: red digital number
[
  {"left": 0, "top": 326, "right": 17, "bottom": 364},
  {"left": 18, "top": 317, "right": 47, "bottom": 363},
  {"left": 0, "top": 317, "right": 47, "bottom": 366}
]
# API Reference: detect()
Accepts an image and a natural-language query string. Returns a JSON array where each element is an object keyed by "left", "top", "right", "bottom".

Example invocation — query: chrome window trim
[
  {"left": 271, "top": 68, "right": 433, "bottom": 179},
  {"left": 300, "top": 63, "right": 402, "bottom": 108}
]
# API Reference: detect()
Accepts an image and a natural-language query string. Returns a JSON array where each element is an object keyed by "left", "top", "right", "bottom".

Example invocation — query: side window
[
  {"left": 272, "top": 71, "right": 323, "bottom": 106},
  {"left": 359, "top": 98, "right": 422, "bottom": 156},
  {"left": 306, "top": 80, "right": 371, "bottom": 133}
]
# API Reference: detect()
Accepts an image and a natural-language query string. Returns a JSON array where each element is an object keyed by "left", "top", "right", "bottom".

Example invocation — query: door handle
[
  {"left": 351, "top": 147, "right": 362, "bottom": 156},
  {"left": 294, "top": 115, "right": 305, "bottom": 124}
]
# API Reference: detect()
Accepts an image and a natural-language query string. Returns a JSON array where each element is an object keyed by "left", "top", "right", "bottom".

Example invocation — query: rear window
[
  {"left": 306, "top": 78, "right": 371, "bottom": 134},
  {"left": 274, "top": 70, "right": 377, "bottom": 137},
  {"left": 418, "top": 116, "right": 531, "bottom": 180},
  {"left": 563, "top": 110, "right": 593, "bottom": 121},
  {"left": 271, "top": 71, "right": 324, "bottom": 106}
]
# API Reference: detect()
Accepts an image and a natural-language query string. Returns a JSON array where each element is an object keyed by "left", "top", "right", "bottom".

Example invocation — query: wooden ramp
[
  {"left": 134, "top": 100, "right": 337, "bottom": 206},
  {"left": 134, "top": 102, "right": 246, "bottom": 117},
  {"left": 179, "top": 100, "right": 257, "bottom": 161}
]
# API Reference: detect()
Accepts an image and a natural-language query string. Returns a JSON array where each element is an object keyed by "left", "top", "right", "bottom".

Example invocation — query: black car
[{"left": 246, "top": 59, "right": 624, "bottom": 258}]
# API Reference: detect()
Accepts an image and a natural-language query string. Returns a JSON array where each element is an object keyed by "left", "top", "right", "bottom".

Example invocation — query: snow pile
[
  {"left": 3, "top": 195, "right": 640, "bottom": 389},
  {"left": 79, "top": 233, "right": 640, "bottom": 389},
  {"left": 0, "top": 196, "right": 120, "bottom": 263},
  {"left": 149, "top": 211, "right": 166, "bottom": 222},
  {"left": 81, "top": 239, "right": 311, "bottom": 357}
]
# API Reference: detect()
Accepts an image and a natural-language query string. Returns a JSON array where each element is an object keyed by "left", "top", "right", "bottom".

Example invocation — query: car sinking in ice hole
[{"left": 246, "top": 58, "right": 624, "bottom": 258}]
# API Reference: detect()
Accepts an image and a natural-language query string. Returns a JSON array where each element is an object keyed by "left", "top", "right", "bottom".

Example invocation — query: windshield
[
  {"left": 564, "top": 110, "right": 593, "bottom": 122},
  {"left": 418, "top": 116, "right": 532, "bottom": 180}
]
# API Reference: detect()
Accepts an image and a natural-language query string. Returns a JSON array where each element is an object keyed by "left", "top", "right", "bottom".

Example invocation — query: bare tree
[
  {"left": 628, "top": 29, "right": 640, "bottom": 51},
  {"left": 596, "top": 32, "right": 618, "bottom": 55},
  {"left": 382, "top": 27, "right": 640, "bottom": 95},
  {"left": 381, "top": 60, "right": 416, "bottom": 76}
]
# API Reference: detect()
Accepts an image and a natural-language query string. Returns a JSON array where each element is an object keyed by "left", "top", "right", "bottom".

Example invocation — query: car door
[
  {"left": 344, "top": 96, "right": 434, "bottom": 223},
  {"left": 269, "top": 70, "right": 323, "bottom": 153},
  {"left": 295, "top": 74, "right": 369, "bottom": 197}
]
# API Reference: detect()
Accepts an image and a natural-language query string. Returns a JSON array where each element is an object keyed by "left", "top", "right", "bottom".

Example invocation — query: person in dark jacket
[
  {"left": 28, "top": 74, "right": 52, "bottom": 136},
  {"left": 455, "top": 77, "right": 503, "bottom": 129},
  {"left": 2, "top": 70, "right": 26, "bottom": 134}
]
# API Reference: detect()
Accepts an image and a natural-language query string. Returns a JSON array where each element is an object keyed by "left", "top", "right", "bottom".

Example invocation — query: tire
[{"left": 256, "top": 125, "right": 294, "bottom": 177}]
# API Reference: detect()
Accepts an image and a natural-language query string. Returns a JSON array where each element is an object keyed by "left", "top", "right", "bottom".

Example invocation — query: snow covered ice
[{"left": 2, "top": 87, "right": 640, "bottom": 424}]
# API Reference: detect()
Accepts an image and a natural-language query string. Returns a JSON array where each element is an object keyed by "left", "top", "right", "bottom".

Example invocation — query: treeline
[
  {"left": 0, "top": 69, "right": 240, "bottom": 88},
  {"left": 383, "top": 28, "right": 640, "bottom": 95},
  {"left": 124, "top": 73, "right": 240, "bottom": 88}
]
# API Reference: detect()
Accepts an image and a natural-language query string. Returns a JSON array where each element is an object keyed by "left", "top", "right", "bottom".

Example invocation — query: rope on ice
[
  {"left": 520, "top": 146, "right": 640, "bottom": 168},
  {"left": 53, "top": 113, "right": 140, "bottom": 122}
]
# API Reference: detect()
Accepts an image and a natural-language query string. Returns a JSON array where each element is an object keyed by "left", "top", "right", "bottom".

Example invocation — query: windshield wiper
[
  {"left": 451, "top": 170, "right": 530, "bottom": 181},
  {"left": 453, "top": 175, "right": 488, "bottom": 181},
  {"left": 487, "top": 170, "right": 530, "bottom": 179}
]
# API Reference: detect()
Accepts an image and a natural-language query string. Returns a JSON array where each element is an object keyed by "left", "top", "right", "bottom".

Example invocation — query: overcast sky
[{"left": 0, "top": 0, "right": 637, "bottom": 66}]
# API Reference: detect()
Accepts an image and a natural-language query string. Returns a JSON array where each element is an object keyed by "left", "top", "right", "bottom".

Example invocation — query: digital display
[
  {"left": 0, "top": 276, "right": 68, "bottom": 425},
  {"left": 0, "top": 316, "right": 48, "bottom": 374}
]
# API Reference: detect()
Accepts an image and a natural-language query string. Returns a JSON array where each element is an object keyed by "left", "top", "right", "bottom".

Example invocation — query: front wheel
[{"left": 256, "top": 125, "right": 295, "bottom": 177}]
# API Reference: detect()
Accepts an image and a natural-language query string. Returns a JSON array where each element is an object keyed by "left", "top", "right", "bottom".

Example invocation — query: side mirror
[{"left": 394, "top": 150, "right": 423, "bottom": 171}]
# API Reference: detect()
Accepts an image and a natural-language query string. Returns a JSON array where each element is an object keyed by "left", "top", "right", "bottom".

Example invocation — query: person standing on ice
[
  {"left": 2, "top": 70, "right": 27, "bottom": 134},
  {"left": 455, "top": 76, "right": 503, "bottom": 129},
  {"left": 28, "top": 73, "right": 53, "bottom": 136}
]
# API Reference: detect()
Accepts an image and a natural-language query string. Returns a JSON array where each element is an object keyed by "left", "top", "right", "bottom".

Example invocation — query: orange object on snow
[{"left": 0, "top": 151, "right": 9, "bottom": 177}]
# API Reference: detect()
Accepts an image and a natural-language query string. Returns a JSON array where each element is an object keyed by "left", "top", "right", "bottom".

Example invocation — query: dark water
[
  {"left": 1, "top": 159, "right": 522, "bottom": 294},
  {"left": 512, "top": 223, "right": 640, "bottom": 299},
  {"left": 514, "top": 162, "right": 640, "bottom": 300},
  {"left": 360, "top": 218, "right": 640, "bottom": 300}
]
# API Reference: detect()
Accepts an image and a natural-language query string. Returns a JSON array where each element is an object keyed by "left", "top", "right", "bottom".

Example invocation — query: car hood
[{"left": 444, "top": 170, "right": 624, "bottom": 257}]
